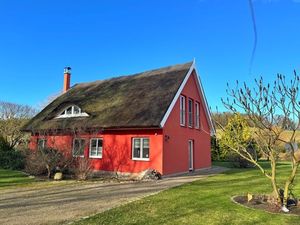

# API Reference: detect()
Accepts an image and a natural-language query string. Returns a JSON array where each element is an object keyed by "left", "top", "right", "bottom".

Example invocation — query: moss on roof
[{"left": 23, "top": 62, "right": 192, "bottom": 132}]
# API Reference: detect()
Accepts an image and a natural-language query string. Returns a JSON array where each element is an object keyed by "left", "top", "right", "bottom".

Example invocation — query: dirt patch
[{"left": 232, "top": 195, "right": 300, "bottom": 216}]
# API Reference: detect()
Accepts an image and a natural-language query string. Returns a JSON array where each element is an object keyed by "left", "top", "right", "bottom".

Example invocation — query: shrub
[
  {"left": 24, "top": 147, "right": 73, "bottom": 178},
  {"left": 72, "top": 158, "right": 93, "bottom": 180},
  {"left": 0, "top": 136, "right": 25, "bottom": 170},
  {"left": 211, "top": 135, "right": 226, "bottom": 161}
]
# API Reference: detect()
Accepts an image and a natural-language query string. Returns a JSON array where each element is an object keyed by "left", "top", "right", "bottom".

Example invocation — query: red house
[{"left": 24, "top": 61, "right": 215, "bottom": 176}]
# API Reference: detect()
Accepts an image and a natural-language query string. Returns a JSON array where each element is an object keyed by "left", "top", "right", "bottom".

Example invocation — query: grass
[
  {"left": 74, "top": 161, "right": 300, "bottom": 225},
  {"left": 0, "top": 169, "right": 35, "bottom": 188},
  {"left": 0, "top": 169, "right": 81, "bottom": 190}
]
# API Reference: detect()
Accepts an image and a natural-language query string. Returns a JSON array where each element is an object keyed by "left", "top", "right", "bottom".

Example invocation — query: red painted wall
[
  {"left": 30, "top": 129, "right": 163, "bottom": 174},
  {"left": 162, "top": 71, "right": 212, "bottom": 175}
]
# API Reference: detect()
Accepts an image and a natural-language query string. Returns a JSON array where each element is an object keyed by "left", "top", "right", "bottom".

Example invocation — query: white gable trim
[
  {"left": 159, "top": 60, "right": 215, "bottom": 136},
  {"left": 194, "top": 66, "right": 216, "bottom": 136}
]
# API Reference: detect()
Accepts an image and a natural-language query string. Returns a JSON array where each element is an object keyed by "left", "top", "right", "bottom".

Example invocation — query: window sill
[
  {"left": 132, "top": 158, "right": 150, "bottom": 161},
  {"left": 89, "top": 156, "right": 102, "bottom": 159},
  {"left": 73, "top": 155, "right": 84, "bottom": 158},
  {"left": 180, "top": 124, "right": 186, "bottom": 127}
]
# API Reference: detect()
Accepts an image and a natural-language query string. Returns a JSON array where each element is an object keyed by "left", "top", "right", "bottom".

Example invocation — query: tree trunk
[
  {"left": 46, "top": 164, "right": 51, "bottom": 179},
  {"left": 270, "top": 156, "right": 281, "bottom": 205},
  {"left": 283, "top": 162, "right": 299, "bottom": 206}
]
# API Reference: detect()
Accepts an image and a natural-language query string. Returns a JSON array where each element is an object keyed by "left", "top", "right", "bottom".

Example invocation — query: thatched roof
[{"left": 23, "top": 62, "right": 193, "bottom": 132}]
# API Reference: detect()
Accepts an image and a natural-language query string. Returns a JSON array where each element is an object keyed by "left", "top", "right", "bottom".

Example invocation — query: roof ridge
[{"left": 75, "top": 61, "right": 193, "bottom": 87}]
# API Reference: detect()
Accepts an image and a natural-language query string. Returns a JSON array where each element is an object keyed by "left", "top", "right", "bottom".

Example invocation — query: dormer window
[{"left": 56, "top": 105, "right": 88, "bottom": 118}]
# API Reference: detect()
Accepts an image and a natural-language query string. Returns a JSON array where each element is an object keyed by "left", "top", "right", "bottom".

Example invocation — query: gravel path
[{"left": 0, "top": 166, "right": 228, "bottom": 225}]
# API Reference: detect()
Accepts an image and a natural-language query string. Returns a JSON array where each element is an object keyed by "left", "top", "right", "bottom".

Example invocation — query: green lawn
[
  {"left": 0, "top": 169, "right": 77, "bottom": 189},
  {"left": 74, "top": 162, "right": 300, "bottom": 225},
  {"left": 0, "top": 169, "right": 35, "bottom": 188}
]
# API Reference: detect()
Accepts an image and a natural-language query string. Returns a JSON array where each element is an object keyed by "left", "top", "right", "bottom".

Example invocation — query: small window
[
  {"left": 37, "top": 139, "right": 46, "bottom": 150},
  {"left": 66, "top": 106, "right": 72, "bottom": 115},
  {"left": 89, "top": 138, "right": 103, "bottom": 158},
  {"left": 73, "top": 106, "right": 80, "bottom": 114},
  {"left": 188, "top": 99, "right": 193, "bottom": 127},
  {"left": 195, "top": 102, "right": 200, "bottom": 129},
  {"left": 57, "top": 105, "right": 88, "bottom": 118},
  {"left": 132, "top": 138, "right": 150, "bottom": 160},
  {"left": 180, "top": 95, "right": 186, "bottom": 126},
  {"left": 73, "top": 138, "right": 85, "bottom": 157}
]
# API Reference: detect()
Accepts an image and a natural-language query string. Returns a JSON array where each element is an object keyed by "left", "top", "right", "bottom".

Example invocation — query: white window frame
[
  {"left": 72, "top": 138, "right": 85, "bottom": 157},
  {"left": 56, "top": 105, "right": 89, "bottom": 118},
  {"left": 89, "top": 138, "right": 103, "bottom": 159},
  {"left": 132, "top": 138, "right": 150, "bottom": 161},
  {"left": 188, "top": 140, "right": 194, "bottom": 171},
  {"left": 188, "top": 98, "right": 193, "bottom": 128},
  {"left": 195, "top": 102, "right": 200, "bottom": 129},
  {"left": 180, "top": 95, "right": 186, "bottom": 126}
]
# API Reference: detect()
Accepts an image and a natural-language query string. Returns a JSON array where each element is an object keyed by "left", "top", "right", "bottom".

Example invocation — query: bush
[
  {"left": 72, "top": 158, "right": 93, "bottom": 180},
  {"left": 0, "top": 136, "right": 25, "bottom": 170},
  {"left": 211, "top": 136, "right": 225, "bottom": 161},
  {"left": 24, "top": 147, "right": 73, "bottom": 178},
  {"left": 24, "top": 149, "right": 48, "bottom": 176}
]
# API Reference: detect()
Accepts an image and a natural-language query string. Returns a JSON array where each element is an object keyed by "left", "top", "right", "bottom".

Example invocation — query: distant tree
[
  {"left": 0, "top": 101, "right": 37, "bottom": 148},
  {"left": 218, "top": 114, "right": 258, "bottom": 167},
  {"left": 211, "top": 112, "right": 234, "bottom": 128},
  {"left": 214, "top": 72, "right": 300, "bottom": 211}
]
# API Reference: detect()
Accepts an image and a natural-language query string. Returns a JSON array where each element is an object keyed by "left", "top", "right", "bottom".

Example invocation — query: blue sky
[{"left": 1, "top": 0, "right": 300, "bottom": 111}]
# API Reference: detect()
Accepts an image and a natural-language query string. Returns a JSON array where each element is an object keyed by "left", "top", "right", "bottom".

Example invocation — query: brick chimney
[{"left": 63, "top": 67, "right": 71, "bottom": 93}]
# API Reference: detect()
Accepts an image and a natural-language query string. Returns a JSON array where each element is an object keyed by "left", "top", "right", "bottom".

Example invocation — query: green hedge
[{"left": 0, "top": 137, "right": 25, "bottom": 170}]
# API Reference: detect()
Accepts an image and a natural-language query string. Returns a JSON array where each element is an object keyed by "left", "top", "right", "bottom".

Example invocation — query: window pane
[
  {"left": 66, "top": 107, "right": 72, "bottom": 115},
  {"left": 73, "top": 139, "right": 80, "bottom": 155},
  {"left": 180, "top": 96, "right": 186, "bottom": 125},
  {"left": 96, "top": 139, "right": 103, "bottom": 157},
  {"left": 97, "top": 146, "right": 103, "bottom": 157},
  {"left": 188, "top": 99, "right": 193, "bottom": 126},
  {"left": 195, "top": 103, "right": 199, "bottom": 128},
  {"left": 73, "top": 139, "right": 85, "bottom": 156},
  {"left": 143, "top": 147, "right": 149, "bottom": 158},
  {"left": 143, "top": 138, "right": 149, "bottom": 148},
  {"left": 133, "top": 139, "right": 141, "bottom": 158},
  {"left": 73, "top": 106, "right": 80, "bottom": 114},
  {"left": 134, "top": 139, "right": 140, "bottom": 148},
  {"left": 80, "top": 140, "right": 85, "bottom": 155},
  {"left": 98, "top": 139, "right": 103, "bottom": 148},
  {"left": 91, "top": 139, "right": 97, "bottom": 148}
]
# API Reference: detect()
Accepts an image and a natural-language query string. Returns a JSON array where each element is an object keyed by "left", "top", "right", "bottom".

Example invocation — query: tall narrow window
[
  {"left": 73, "top": 138, "right": 85, "bottom": 157},
  {"left": 188, "top": 98, "right": 193, "bottom": 127},
  {"left": 180, "top": 95, "right": 186, "bottom": 126},
  {"left": 89, "top": 138, "right": 103, "bottom": 158},
  {"left": 132, "top": 138, "right": 150, "bottom": 160},
  {"left": 195, "top": 102, "right": 200, "bottom": 129}
]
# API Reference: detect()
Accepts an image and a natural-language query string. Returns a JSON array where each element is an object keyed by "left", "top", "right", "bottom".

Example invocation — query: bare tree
[
  {"left": 215, "top": 72, "right": 300, "bottom": 212},
  {"left": 0, "top": 101, "right": 37, "bottom": 148},
  {"left": 37, "top": 92, "right": 61, "bottom": 110}
]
